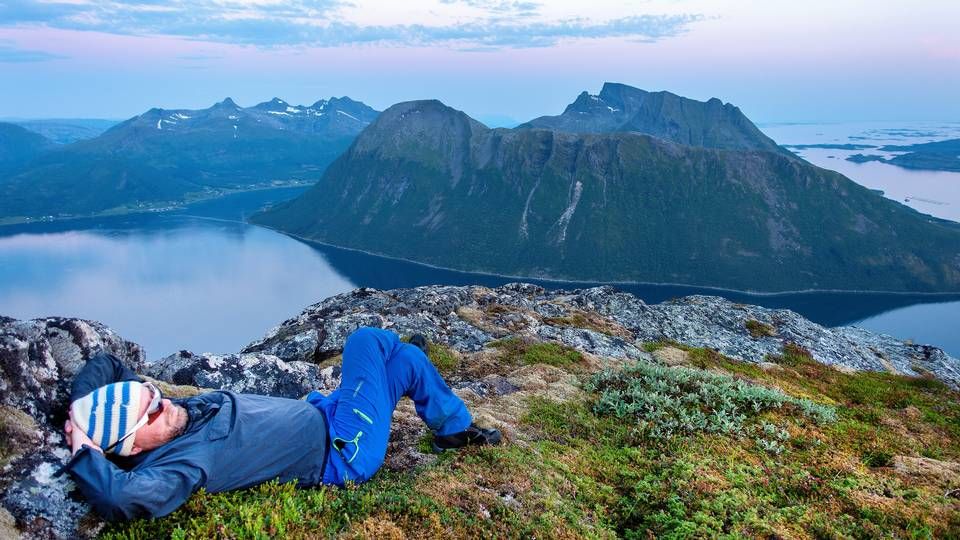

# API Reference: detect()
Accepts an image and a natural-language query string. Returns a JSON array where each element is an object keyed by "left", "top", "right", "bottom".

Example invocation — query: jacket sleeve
[
  {"left": 65, "top": 446, "right": 204, "bottom": 521},
  {"left": 70, "top": 352, "right": 142, "bottom": 402}
]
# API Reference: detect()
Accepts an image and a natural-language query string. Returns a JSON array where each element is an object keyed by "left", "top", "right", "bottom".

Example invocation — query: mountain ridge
[{"left": 519, "top": 82, "right": 787, "bottom": 154}]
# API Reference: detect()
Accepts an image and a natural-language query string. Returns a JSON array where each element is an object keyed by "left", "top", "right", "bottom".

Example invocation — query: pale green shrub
[{"left": 586, "top": 362, "right": 835, "bottom": 440}]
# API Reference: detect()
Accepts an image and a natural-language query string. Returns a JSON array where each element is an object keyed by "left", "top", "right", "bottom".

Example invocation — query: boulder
[
  {"left": 146, "top": 351, "right": 340, "bottom": 398},
  {"left": 0, "top": 317, "right": 144, "bottom": 539}
]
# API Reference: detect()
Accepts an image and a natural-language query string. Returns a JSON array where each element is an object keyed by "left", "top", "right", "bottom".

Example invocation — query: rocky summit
[
  {"left": 2, "top": 284, "right": 959, "bottom": 538},
  {"left": 518, "top": 82, "right": 787, "bottom": 155}
]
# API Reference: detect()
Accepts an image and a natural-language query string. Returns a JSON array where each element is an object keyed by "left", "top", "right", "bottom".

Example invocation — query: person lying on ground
[{"left": 60, "top": 326, "right": 501, "bottom": 521}]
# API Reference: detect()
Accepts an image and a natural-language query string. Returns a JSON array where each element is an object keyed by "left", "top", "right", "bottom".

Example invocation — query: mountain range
[
  {"left": 252, "top": 84, "right": 960, "bottom": 293},
  {"left": 0, "top": 97, "right": 377, "bottom": 219},
  {"left": 5, "top": 118, "right": 118, "bottom": 144}
]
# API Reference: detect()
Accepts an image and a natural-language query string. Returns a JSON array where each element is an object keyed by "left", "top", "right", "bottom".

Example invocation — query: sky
[{"left": 0, "top": 0, "right": 958, "bottom": 123}]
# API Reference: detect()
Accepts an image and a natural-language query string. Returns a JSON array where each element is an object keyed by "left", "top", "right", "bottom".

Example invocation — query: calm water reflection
[
  {"left": 1, "top": 187, "right": 958, "bottom": 359},
  {"left": 761, "top": 121, "right": 960, "bottom": 222}
]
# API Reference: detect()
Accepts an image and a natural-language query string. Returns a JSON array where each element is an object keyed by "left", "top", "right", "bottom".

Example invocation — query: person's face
[{"left": 130, "top": 388, "right": 181, "bottom": 454}]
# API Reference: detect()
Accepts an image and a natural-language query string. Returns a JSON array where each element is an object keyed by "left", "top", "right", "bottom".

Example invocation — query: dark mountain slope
[
  {"left": 0, "top": 122, "right": 54, "bottom": 176},
  {"left": 252, "top": 99, "right": 960, "bottom": 292}
]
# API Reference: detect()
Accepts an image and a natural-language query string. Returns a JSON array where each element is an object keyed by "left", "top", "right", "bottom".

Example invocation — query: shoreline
[
  {"left": 0, "top": 183, "right": 312, "bottom": 227},
  {"left": 252, "top": 223, "right": 960, "bottom": 299}
]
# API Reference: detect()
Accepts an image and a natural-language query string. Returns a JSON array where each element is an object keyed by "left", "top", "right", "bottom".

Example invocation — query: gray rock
[
  {"left": 242, "top": 283, "right": 960, "bottom": 389},
  {"left": 534, "top": 325, "right": 643, "bottom": 360},
  {"left": 146, "top": 351, "right": 341, "bottom": 398},
  {"left": 0, "top": 317, "right": 144, "bottom": 540}
]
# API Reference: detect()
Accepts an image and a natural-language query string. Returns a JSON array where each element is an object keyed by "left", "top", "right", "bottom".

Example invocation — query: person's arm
[
  {"left": 65, "top": 446, "right": 204, "bottom": 521},
  {"left": 70, "top": 351, "right": 141, "bottom": 402}
]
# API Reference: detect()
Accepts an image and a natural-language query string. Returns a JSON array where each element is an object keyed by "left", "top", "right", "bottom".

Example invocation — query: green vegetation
[
  {"left": 425, "top": 342, "right": 459, "bottom": 373},
  {"left": 489, "top": 337, "right": 584, "bottom": 368},
  {"left": 587, "top": 361, "right": 835, "bottom": 439},
  {"left": 103, "top": 342, "right": 960, "bottom": 539},
  {"left": 401, "top": 336, "right": 460, "bottom": 373}
]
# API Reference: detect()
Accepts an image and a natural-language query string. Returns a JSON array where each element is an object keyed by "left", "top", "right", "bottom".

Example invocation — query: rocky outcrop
[
  {"left": 0, "top": 317, "right": 144, "bottom": 540},
  {"left": 245, "top": 284, "right": 960, "bottom": 389},
  {"left": 2, "top": 283, "right": 959, "bottom": 538}
]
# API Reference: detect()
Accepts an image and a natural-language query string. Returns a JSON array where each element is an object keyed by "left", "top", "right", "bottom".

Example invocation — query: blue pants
[{"left": 306, "top": 327, "right": 472, "bottom": 485}]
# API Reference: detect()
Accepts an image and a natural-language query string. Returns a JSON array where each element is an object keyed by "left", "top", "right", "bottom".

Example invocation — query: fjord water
[
  {"left": 760, "top": 121, "right": 960, "bottom": 222},
  {"left": 2, "top": 122, "right": 959, "bottom": 358}
]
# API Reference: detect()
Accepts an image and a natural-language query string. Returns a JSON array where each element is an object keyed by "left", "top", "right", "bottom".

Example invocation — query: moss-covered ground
[{"left": 102, "top": 341, "right": 960, "bottom": 539}]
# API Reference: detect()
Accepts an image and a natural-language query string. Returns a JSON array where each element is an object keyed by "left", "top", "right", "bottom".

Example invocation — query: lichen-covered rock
[
  {"left": 615, "top": 295, "right": 960, "bottom": 387},
  {"left": 146, "top": 351, "right": 340, "bottom": 398},
  {"left": 243, "top": 283, "right": 960, "bottom": 389},
  {"left": 0, "top": 317, "right": 144, "bottom": 540}
]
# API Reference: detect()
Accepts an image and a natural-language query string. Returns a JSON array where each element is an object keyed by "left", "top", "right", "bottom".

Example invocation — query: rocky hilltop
[
  {"left": 253, "top": 95, "right": 960, "bottom": 292},
  {"left": 2, "top": 284, "right": 960, "bottom": 538}
]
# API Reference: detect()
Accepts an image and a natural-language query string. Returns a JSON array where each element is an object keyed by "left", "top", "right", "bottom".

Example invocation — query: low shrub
[{"left": 586, "top": 362, "right": 836, "bottom": 440}]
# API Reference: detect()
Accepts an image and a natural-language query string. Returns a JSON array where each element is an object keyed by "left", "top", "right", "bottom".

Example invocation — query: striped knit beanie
[{"left": 70, "top": 381, "right": 144, "bottom": 456}]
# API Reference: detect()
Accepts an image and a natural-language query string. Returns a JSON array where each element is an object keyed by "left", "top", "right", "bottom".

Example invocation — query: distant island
[
  {"left": 785, "top": 143, "right": 875, "bottom": 150},
  {"left": 842, "top": 139, "right": 960, "bottom": 172},
  {"left": 879, "top": 138, "right": 960, "bottom": 172},
  {"left": 846, "top": 153, "right": 888, "bottom": 164}
]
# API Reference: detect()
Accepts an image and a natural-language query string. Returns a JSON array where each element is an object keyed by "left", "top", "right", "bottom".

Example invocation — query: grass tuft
[
  {"left": 745, "top": 319, "right": 777, "bottom": 338},
  {"left": 402, "top": 335, "right": 459, "bottom": 373},
  {"left": 489, "top": 337, "right": 584, "bottom": 368}
]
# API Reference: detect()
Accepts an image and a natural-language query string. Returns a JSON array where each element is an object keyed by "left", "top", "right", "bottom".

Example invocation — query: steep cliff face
[
  {"left": 253, "top": 99, "right": 960, "bottom": 292},
  {"left": 2, "top": 284, "right": 959, "bottom": 538}
]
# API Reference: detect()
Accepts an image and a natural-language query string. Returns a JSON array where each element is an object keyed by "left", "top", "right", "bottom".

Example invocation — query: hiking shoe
[
  {"left": 432, "top": 424, "right": 502, "bottom": 452},
  {"left": 409, "top": 334, "right": 429, "bottom": 355}
]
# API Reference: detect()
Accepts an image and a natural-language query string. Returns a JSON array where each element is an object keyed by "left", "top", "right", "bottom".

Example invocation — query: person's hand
[{"left": 66, "top": 411, "right": 102, "bottom": 456}]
